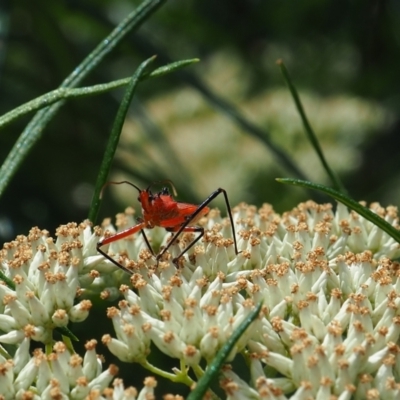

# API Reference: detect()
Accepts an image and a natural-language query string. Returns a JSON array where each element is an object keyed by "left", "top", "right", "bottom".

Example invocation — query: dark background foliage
[
  {"left": 1, "top": 0, "right": 400, "bottom": 239},
  {"left": 1, "top": 0, "right": 400, "bottom": 393}
]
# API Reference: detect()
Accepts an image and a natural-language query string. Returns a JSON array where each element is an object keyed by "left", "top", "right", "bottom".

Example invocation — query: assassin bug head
[
  {"left": 136, "top": 180, "right": 178, "bottom": 213},
  {"left": 99, "top": 180, "right": 177, "bottom": 201},
  {"left": 146, "top": 180, "right": 178, "bottom": 197},
  {"left": 99, "top": 180, "right": 180, "bottom": 224}
]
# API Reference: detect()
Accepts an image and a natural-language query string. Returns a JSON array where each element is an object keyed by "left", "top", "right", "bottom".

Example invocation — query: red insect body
[
  {"left": 97, "top": 181, "right": 237, "bottom": 274},
  {"left": 140, "top": 190, "right": 209, "bottom": 229}
]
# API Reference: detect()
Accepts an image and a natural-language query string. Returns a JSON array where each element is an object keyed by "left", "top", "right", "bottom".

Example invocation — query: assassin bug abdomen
[{"left": 97, "top": 180, "right": 239, "bottom": 274}]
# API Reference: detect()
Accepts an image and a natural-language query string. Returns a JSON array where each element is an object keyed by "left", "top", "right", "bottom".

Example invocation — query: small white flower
[
  {"left": 0, "top": 329, "right": 25, "bottom": 344},
  {"left": 52, "top": 309, "right": 69, "bottom": 327},
  {"left": 69, "top": 299, "right": 92, "bottom": 323},
  {"left": 0, "top": 360, "right": 15, "bottom": 399},
  {"left": 87, "top": 363, "right": 119, "bottom": 392},
  {"left": 13, "top": 337, "right": 30, "bottom": 374},
  {"left": 221, "top": 367, "right": 260, "bottom": 399}
]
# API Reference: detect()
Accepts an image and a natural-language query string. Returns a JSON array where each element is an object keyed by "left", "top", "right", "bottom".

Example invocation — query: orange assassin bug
[{"left": 96, "top": 181, "right": 239, "bottom": 274}]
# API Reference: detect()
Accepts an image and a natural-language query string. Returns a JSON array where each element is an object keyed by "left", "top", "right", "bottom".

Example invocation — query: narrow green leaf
[
  {"left": 187, "top": 302, "right": 263, "bottom": 400},
  {"left": 142, "top": 58, "right": 199, "bottom": 80},
  {"left": 56, "top": 327, "right": 79, "bottom": 342},
  {"left": 0, "top": 0, "right": 167, "bottom": 199},
  {"left": 276, "top": 60, "right": 347, "bottom": 194},
  {"left": 276, "top": 178, "right": 400, "bottom": 244},
  {"left": 0, "top": 270, "right": 15, "bottom": 290},
  {"left": 0, "top": 59, "right": 199, "bottom": 131},
  {"left": 88, "top": 57, "right": 156, "bottom": 224},
  {"left": 62, "top": 334, "right": 77, "bottom": 354}
]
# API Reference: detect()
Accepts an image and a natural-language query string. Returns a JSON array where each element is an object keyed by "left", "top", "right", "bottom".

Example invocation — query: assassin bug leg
[
  {"left": 157, "top": 188, "right": 239, "bottom": 264},
  {"left": 96, "top": 220, "right": 147, "bottom": 275},
  {"left": 96, "top": 181, "right": 239, "bottom": 274},
  {"left": 139, "top": 229, "right": 155, "bottom": 256}
]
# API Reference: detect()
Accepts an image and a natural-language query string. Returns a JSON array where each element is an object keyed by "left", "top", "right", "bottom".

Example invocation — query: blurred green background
[
  {"left": 1, "top": 0, "right": 400, "bottom": 240},
  {"left": 1, "top": 0, "right": 400, "bottom": 394}
]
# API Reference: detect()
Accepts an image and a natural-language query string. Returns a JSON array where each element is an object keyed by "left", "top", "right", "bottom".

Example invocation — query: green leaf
[
  {"left": 88, "top": 57, "right": 156, "bottom": 224},
  {"left": 277, "top": 60, "right": 347, "bottom": 194},
  {"left": 56, "top": 327, "right": 79, "bottom": 342},
  {"left": 0, "top": 0, "right": 167, "bottom": 199},
  {"left": 0, "top": 59, "right": 199, "bottom": 131},
  {"left": 276, "top": 178, "right": 400, "bottom": 244},
  {"left": 0, "top": 270, "right": 15, "bottom": 290},
  {"left": 187, "top": 301, "right": 263, "bottom": 400}
]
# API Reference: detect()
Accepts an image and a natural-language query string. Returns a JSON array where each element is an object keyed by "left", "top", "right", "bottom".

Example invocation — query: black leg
[
  {"left": 156, "top": 188, "right": 238, "bottom": 261},
  {"left": 140, "top": 229, "right": 155, "bottom": 255},
  {"left": 161, "top": 226, "right": 205, "bottom": 264},
  {"left": 96, "top": 242, "right": 134, "bottom": 275}
]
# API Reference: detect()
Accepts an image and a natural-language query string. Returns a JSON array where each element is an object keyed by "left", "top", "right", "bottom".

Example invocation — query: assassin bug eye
[{"left": 160, "top": 187, "right": 170, "bottom": 195}]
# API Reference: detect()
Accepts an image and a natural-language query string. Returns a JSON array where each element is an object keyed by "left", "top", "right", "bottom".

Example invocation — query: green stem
[
  {"left": 140, "top": 359, "right": 194, "bottom": 385},
  {"left": 277, "top": 59, "right": 347, "bottom": 194},
  {"left": 45, "top": 343, "right": 53, "bottom": 355},
  {"left": 0, "top": 59, "right": 198, "bottom": 131},
  {"left": 192, "top": 364, "right": 205, "bottom": 380}
]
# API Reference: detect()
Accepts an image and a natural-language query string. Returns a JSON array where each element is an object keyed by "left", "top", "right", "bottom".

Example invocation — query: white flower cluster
[
  {"left": 0, "top": 339, "right": 160, "bottom": 400},
  {"left": 0, "top": 218, "right": 143, "bottom": 347},
  {"left": 0, "top": 223, "right": 100, "bottom": 346},
  {"left": 1, "top": 200, "right": 400, "bottom": 399},
  {"left": 98, "top": 201, "right": 400, "bottom": 399},
  {"left": 0, "top": 221, "right": 174, "bottom": 399}
]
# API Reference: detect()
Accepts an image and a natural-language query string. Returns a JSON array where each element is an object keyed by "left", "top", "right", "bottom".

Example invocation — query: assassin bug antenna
[
  {"left": 96, "top": 180, "right": 239, "bottom": 275},
  {"left": 99, "top": 181, "right": 141, "bottom": 199},
  {"left": 99, "top": 180, "right": 177, "bottom": 199}
]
